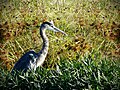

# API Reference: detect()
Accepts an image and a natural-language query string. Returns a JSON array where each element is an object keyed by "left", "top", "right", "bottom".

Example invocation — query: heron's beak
[{"left": 53, "top": 26, "right": 67, "bottom": 36}]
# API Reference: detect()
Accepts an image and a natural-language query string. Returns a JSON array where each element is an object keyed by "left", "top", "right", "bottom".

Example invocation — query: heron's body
[
  {"left": 12, "top": 51, "right": 38, "bottom": 72},
  {"left": 11, "top": 21, "right": 66, "bottom": 73}
]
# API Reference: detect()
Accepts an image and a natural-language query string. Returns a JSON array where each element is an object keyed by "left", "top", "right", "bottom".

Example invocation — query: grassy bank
[
  {"left": 0, "top": 0, "right": 120, "bottom": 69},
  {"left": 0, "top": 0, "right": 120, "bottom": 89}
]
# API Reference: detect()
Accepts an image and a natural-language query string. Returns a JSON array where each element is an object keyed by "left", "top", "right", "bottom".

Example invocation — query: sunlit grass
[
  {"left": 0, "top": 0, "right": 120, "bottom": 70},
  {"left": 0, "top": 0, "right": 120, "bottom": 89}
]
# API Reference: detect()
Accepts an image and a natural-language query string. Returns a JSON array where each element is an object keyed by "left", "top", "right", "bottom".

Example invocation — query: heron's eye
[{"left": 51, "top": 25, "right": 53, "bottom": 27}]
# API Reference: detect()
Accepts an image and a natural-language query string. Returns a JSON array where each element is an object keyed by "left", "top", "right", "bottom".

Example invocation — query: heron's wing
[{"left": 12, "top": 50, "right": 38, "bottom": 72}]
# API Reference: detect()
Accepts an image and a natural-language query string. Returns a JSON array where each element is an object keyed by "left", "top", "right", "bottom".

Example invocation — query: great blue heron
[{"left": 11, "top": 21, "right": 67, "bottom": 73}]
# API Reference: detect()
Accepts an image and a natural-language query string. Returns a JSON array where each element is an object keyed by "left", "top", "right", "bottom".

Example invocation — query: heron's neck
[{"left": 37, "top": 28, "right": 49, "bottom": 67}]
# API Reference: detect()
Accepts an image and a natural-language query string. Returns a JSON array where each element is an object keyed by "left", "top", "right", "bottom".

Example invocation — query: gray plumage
[{"left": 11, "top": 21, "right": 67, "bottom": 73}]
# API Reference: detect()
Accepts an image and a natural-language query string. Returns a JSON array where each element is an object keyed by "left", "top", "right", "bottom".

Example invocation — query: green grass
[
  {"left": 0, "top": 0, "right": 120, "bottom": 89},
  {"left": 0, "top": 52, "right": 120, "bottom": 89},
  {"left": 0, "top": 0, "right": 120, "bottom": 69}
]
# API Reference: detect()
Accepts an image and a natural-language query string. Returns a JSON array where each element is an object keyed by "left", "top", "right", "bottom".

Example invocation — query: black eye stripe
[{"left": 42, "top": 22, "right": 52, "bottom": 26}]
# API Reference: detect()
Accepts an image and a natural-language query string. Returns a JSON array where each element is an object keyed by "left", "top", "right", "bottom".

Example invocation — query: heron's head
[{"left": 40, "top": 21, "right": 67, "bottom": 35}]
